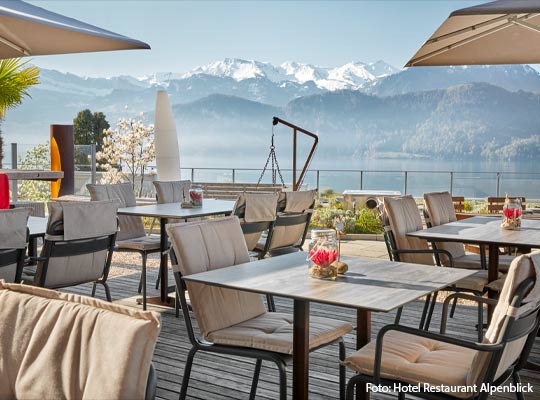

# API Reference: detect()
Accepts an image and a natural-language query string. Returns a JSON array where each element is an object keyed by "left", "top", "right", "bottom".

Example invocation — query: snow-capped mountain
[{"left": 173, "top": 58, "right": 399, "bottom": 90}]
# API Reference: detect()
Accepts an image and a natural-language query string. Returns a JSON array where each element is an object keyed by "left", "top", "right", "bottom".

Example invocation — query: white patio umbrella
[
  {"left": 406, "top": 0, "right": 540, "bottom": 66},
  {"left": 0, "top": 0, "right": 149, "bottom": 58},
  {"left": 154, "top": 90, "right": 181, "bottom": 181}
]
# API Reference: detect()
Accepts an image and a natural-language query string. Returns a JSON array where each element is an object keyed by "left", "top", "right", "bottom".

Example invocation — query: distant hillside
[
  {"left": 170, "top": 84, "right": 540, "bottom": 161},
  {"left": 368, "top": 65, "right": 540, "bottom": 96}
]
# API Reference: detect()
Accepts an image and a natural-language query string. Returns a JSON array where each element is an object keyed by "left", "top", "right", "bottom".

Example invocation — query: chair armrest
[
  {"left": 372, "top": 324, "right": 502, "bottom": 385},
  {"left": 392, "top": 248, "right": 454, "bottom": 267},
  {"left": 440, "top": 293, "right": 498, "bottom": 334},
  {"left": 25, "top": 256, "right": 47, "bottom": 264}
]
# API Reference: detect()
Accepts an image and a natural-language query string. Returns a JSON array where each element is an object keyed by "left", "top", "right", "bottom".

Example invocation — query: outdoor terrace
[{"left": 64, "top": 240, "right": 540, "bottom": 400}]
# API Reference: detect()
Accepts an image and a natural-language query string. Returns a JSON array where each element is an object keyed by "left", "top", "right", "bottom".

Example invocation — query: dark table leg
[
  {"left": 356, "top": 309, "right": 371, "bottom": 400},
  {"left": 160, "top": 217, "right": 169, "bottom": 303},
  {"left": 487, "top": 244, "right": 499, "bottom": 321},
  {"left": 293, "top": 299, "right": 310, "bottom": 400}
]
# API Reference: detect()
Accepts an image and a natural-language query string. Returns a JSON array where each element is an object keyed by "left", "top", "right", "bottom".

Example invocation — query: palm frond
[{"left": 0, "top": 58, "right": 40, "bottom": 118}]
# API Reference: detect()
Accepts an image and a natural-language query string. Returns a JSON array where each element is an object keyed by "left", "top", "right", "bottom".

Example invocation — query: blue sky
[{"left": 28, "top": 0, "right": 485, "bottom": 77}]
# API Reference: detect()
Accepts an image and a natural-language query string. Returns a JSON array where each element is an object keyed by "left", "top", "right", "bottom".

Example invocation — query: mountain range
[{"left": 3, "top": 58, "right": 540, "bottom": 162}]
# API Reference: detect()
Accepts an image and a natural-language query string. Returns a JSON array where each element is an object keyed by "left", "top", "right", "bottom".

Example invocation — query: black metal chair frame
[
  {"left": 346, "top": 278, "right": 540, "bottom": 400},
  {"left": 263, "top": 211, "right": 312, "bottom": 257},
  {"left": 382, "top": 222, "right": 486, "bottom": 339},
  {"left": 171, "top": 252, "right": 347, "bottom": 400},
  {"left": 145, "top": 363, "right": 157, "bottom": 400},
  {"left": 0, "top": 244, "right": 27, "bottom": 283},
  {"left": 27, "top": 220, "right": 117, "bottom": 302}
]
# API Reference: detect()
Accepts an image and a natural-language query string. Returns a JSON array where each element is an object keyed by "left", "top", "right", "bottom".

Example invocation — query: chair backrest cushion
[
  {"left": 166, "top": 216, "right": 265, "bottom": 337},
  {"left": 268, "top": 213, "right": 309, "bottom": 249},
  {"left": 87, "top": 183, "right": 145, "bottom": 240},
  {"left": 423, "top": 192, "right": 466, "bottom": 261},
  {"left": 383, "top": 196, "right": 434, "bottom": 265},
  {"left": 0, "top": 281, "right": 160, "bottom": 400},
  {"left": 283, "top": 190, "right": 315, "bottom": 213},
  {"left": 154, "top": 180, "right": 191, "bottom": 204},
  {"left": 0, "top": 208, "right": 29, "bottom": 282},
  {"left": 235, "top": 192, "right": 278, "bottom": 223},
  {"left": 467, "top": 252, "right": 540, "bottom": 385},
  {"left": 35, "top": 201, "right": 118, "bottom": 288}
]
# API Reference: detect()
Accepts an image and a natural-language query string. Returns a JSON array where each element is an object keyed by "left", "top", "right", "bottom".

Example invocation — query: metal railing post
[
  {"left": 360, "top": 170, "right": 363, "bottom": 190},
  {"left": 450, "top": 172, "right": 454, "bottom": 195},
  {"left": 316, "top": 170, "right": 320, "bottom": 198},
  {"left": 90, "top": 143, "right": 97, "bottom": 185},
  {"left": 496, "top": 172, "right": 501, "bottom": 197},
  {"left": 232, "top": 169, "right": 236, "bottom": 183},
  {"left": 191, "top": 168, "right": 195, "bottom": 182},
  {"left": 404, "top": 171, "right": 408, "bottom": 195},
  {"left": 10, "top": 143, "right": 18, "bottom": 202}
]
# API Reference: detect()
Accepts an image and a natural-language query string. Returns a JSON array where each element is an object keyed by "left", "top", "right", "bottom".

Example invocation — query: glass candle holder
[
  {"left": 501, "top": 196, "right": 522, "bottom": 230},
  {"left": 308, "top": 229, "right": 338, "bottom": 280},
  {"left": 189, "top": 185, "right": 204, "bottom": 208}
]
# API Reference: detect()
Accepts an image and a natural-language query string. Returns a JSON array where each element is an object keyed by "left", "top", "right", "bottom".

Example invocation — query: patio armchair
[
  {"left": 22, "top": 201, "right": 117, "bottom": 301},
  {"left": 87, "top": 183, "right": 161, "bottom": 310},
  {"left": 424, "top": 191, "right": 514, "bottom": 273},
  {"left": 234, "top": 192, "right": 279, "bottom": 311},
  {"left": 381, "top": 195, "right": 502, "bottom": 338},
  {"left": 0, "top": 208, "right": 30, "bottom": 283},
  {"left": 0, "top": 281, "right": 160, "bottom": 399},
  {"left": 254, "top": 189, "right": 315, "bottom": 258},
  {"left": 343, "top": 251, "right": 540, "bottom": 400},
  {"left": 152, "top": 179, "right": 191, "bottom": 290},
  {"left": 233, "top": 192, "right": 279, "bottom": 258},
  {"left": 166, "top": 216, "right": 352, "bottom": 400}
]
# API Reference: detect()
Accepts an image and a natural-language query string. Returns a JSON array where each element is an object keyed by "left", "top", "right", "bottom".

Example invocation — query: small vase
[
  {"left": 501, "top": 196, "right": 522, "bottom": 230},
  {"left": 189, "top": 185, "right": 203, "bottom": 208},
  {"left": 308, "top": 229, "right": 338, "bottom": 280}
]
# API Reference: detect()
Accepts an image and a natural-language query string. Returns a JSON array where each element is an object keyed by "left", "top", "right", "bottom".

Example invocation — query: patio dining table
[
  {"left": 183, "top": 251, "right": 476, "bottom": 400},
  {"left": 407, "top": 215, "right": 540, "bottom": 304},
  {"left": 117, "top": 200, "right": 235, "bottom": 305}
]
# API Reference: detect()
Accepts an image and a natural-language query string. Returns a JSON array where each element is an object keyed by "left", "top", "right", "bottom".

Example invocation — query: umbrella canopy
[
  {"left": 0, "top": 0, "right": 149, "bottom": 58},
  {"left": 406, "top": 0, "right": 540, "bottom": 66}
]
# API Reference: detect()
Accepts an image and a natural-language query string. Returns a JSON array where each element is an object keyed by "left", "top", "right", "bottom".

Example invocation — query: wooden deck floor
[{"left": 65, "top": 251, "right": 540, "bottom": 400}]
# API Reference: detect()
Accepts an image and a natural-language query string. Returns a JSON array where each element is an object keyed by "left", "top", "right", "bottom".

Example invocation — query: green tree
[
  {"left": 0, "top": 58, "right": 40, "bottom": 165},
  {"left": 17, "top": 142, "right": 50, "bottom": 201},
  {"left": 73, "top": 109, "right": 110, "bottom": 152}
]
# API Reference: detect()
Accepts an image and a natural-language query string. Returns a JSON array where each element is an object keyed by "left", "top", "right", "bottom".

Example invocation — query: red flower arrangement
[
  {"left": 309, "top": 247, "right": 337, "bottom": 268},
  {"left": 503, "top": 207, "right": 521, "bottom": 219},
  {"left": 190, "top": 191, "right": 203, "bottom": 201}
]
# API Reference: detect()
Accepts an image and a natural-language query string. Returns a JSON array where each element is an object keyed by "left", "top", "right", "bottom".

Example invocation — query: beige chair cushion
[
  {"left": 468, "top": 252, "right": 540, "bottom": 385},
  {"left": 284, "top": 190, "right": 315, "bottom": 213},
  {"left": 0, "top": 208, "right": 29, "bottom": 249},
  {"left": 154, "top": 180, "right": 191, "bottom": 204},
  {"left": 384, "top": 196, "right": 434, "bottom": 265},
  {"left": 423, "top": 192, "right": 466, "bottom": 264},
  {"left": 33, "top": 201, "right": 118, "bottom": 289},
  {"left": 47, "top": 200, "right": 118, "bottom": 240},
  {"left": 208, "top": 311, "right": 352, "bottom": 354},
  {"left": 166, "top": 216, "right": 266, "bottom": 337},
  {"left": 443, "top": 253, "right": 513, "bottom": 272},
  {"left": 0, "top": 208, "right": 30, "bottom": 283},
  {"left": 0, "top": 281, "right": 160, "bottom": 400},
  {"left": 242, "top": 192, "right": 278, "bottom": 223},
  {"left": 342, "top": 330, "right": 478, "bottom": 399},
  {"left": 452, "top": 270, "right": 494, "bottom": 292},
  {"left": 87, "top": 183, "right": 146, "bottom": 241},
  {"left": 116, "top": 235, "right": 161, "bottom": 251}
]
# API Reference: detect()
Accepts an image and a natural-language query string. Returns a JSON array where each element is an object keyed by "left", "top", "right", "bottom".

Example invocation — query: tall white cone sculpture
[{"left": 154, "top": 90, "right": 181, "bottom": 181}]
